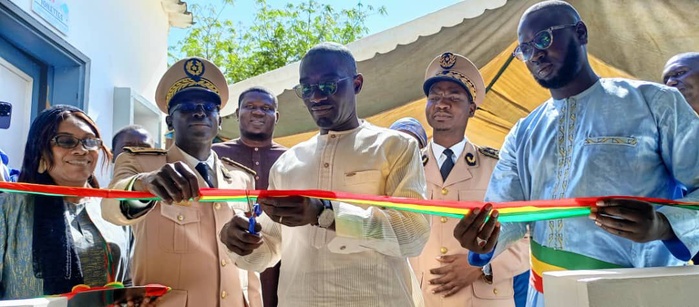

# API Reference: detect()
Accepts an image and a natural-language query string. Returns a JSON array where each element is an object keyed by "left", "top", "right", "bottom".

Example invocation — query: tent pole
[{"left": 485, "top": 55, "right": 515, "bottom": 94}]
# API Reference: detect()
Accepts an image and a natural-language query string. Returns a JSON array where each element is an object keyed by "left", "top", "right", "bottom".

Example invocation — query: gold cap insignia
[
  {"left": 184, "top": 58, "right": 205, "bottom": 81},
  {"left": 439, "top": 52, "right": 457, "bottom": 69}
]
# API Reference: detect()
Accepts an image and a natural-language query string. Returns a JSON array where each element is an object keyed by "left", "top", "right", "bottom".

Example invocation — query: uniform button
[
  {"left": 440, "top": 247, "right": 448, "bottom": 254},
  {"left": 221, "top": 291, "right": 227, "bottom": 298},
  {"left": 323, "top": 163, "right": 329, "bottom": 168},
  {"left": 340, "top": 246, "right": 346, "bottom": 250},
  {"left": 440, "top": 217, "right": 448, "bottom": 223},
  {"left": 441, "top": 188, "right": 448, "bottom": 195},
  {"left": 177, "top": 214, "right": 184, "bottom": 221},
  {"left": 493, "top": 288, "right": 498, "bottom": 295},
  {"left": 255, "top": 161, "right": 260, "bottom": 165},
  {"left": 330, "top": 134, "right": 336, "bottom": 138},
  {"left": 254, "top": 148, "right": 259, "bottom": 151},
  {"left": 214, "top": 203, "right": 221, "bottom": 210},
  {"left": 221, "top": 259, "right": 227, "bottom": 267},
  {"left": 255, "top": 176, "right": 260, "bottom": 180}
]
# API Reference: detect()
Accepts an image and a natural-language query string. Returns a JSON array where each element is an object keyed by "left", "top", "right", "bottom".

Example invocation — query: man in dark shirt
[
  {"left": 213, "top": 86, "right": 286, "bottom": 306},
  {"left": 111, "top": 125, "right": 153, "bottom": 162}
]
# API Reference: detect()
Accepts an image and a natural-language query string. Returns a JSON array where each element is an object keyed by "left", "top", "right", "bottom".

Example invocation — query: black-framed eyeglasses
[
  {"left": 293, "top": 76, "right": 353, "bottom": 99},
  {"left": 169, "top": 102, "right": 220, "bottom": 114},
  {"left": 51, "top": 135, "right": 103, "bottom": 150},
  {"left": 513, "top": 22, "right": 579, "bottom": 61}
]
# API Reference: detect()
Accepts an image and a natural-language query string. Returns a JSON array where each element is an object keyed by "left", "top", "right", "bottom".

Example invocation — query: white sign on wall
[{"left": 31, "top": 0, "right": 69, "bottom": 35}]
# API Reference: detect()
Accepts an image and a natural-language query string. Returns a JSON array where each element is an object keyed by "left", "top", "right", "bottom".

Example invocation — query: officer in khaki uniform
[
  {"left": 101, "top": 57, "right": 261, "bottom": 307},
  {"left": 409, "top": 52, "right": 530, "bottom": 307}
]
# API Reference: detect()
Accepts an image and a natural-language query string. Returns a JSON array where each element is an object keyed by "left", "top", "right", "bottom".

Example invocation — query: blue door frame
[
  {"left": 0, "top": 0, "right": 90, "bottom": 119},
  {"left": 0, "top": 35, "right": 42, "bottom": 115}
]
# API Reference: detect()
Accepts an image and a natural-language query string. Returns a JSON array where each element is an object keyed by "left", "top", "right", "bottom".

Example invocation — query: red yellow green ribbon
[
  {"left": 530, "top": 240, "right": 622, "bottom": 293},
  {"left": 1, "top": 182, "right": 698, "bottom": 223},
  {"left": 55, "top": 282, "right": 170, "bottom": 300}
]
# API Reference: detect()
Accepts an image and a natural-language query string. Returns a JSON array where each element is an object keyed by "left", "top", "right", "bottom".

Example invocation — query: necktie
[
  {"left": 440, "top": 148, "right": 454, "bottom": 181},
  {"left": 195, "top": 162, "right": 215, "bottom": 188}
]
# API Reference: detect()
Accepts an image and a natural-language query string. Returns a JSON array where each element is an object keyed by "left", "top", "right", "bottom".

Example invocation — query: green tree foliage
[{"left": 169, "top": 0, "right": 387, "bottom": 83}]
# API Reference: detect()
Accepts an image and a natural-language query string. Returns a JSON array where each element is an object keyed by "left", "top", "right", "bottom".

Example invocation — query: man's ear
[
  {"left": 234, "top": 108, "right": 239, "bottom": 120},
  {"left": 576, "top": 21, "right": 588, "bottom": 45},
  {"left": 354, "top": 73, "right": 364, "bottom": 94},
  {"left": 468, "top": 103, "right": 477, "bottom": 117},
  {"left": 275, "top": 111, "right": 280, "bottom": 124},
  {"left": 165, "top": 115, "right": 173, "bottom": 130}
]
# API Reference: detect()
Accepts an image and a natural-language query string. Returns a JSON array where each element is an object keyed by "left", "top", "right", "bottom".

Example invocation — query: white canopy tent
[{"left": 219, "top": 0, "right": 699, "bottom": 148}]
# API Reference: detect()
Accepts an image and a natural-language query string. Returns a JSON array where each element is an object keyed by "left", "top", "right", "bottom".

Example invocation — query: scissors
[{"left": 246, "top": 191, "right": 262, "bottom": 235}]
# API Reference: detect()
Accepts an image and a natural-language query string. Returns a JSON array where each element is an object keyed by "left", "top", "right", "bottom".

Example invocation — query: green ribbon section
[{"left": 531, "top": 239, "right": 624, "bottom": 270}]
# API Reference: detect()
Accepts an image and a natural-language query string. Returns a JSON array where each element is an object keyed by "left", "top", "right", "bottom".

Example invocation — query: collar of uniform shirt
[
  {"left": 431, "top": 138, "right": 468, "bottom": 168},
  {"left": 179, "top": 146, "right": 215, "bottom": 170}
]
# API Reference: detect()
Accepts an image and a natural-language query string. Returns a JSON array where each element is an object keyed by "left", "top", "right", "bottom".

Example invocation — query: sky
[{"left": 168, "top": 0, "right": 463, "bottom": 47}]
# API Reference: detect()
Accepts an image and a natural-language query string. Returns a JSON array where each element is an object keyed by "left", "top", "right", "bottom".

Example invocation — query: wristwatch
[{"left": 317, "top": 199, "right": 335, "bottom": 228}]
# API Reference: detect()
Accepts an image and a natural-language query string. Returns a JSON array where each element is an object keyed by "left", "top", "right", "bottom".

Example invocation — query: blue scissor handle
[{"left": 248, "top": 203, "right": 261, "bottom": 235}]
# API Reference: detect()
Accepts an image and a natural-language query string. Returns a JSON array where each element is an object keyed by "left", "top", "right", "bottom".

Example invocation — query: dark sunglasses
[
  {"left": 51, "top": 135, "right": 103, "bottom": 150},
  {"left": 513, "top": 23, "right": 579, "bottom": 61},
  {"left": 293, "top": 76, "right": 353, "bottom": 99},
  {"left": 169, "top": 102, "right": 220, "bottom": 114}
]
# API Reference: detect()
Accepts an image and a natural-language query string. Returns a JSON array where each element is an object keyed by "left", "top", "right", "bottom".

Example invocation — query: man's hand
[
  {"left": 111, "top": 289, "right": 163, "bottom": 307},
  {"left": 136, "top": 162, "right": 200, "bottom": 204},
  {"left": 114, "top": 296, "right": 161, "bottom": 307},
  {"left": 453, "top": 204, "right": 500, "bottom": 253},
  {"left": 220, "top": 215, "right": 263, "bottom": 256},
  {"left": 590, "top": 199, "right": 674, "bottom": 242},
  {"left": 257, "top": 196, "right": 323, "bottom": 227},
  {"left": 428, "top": 254, "right": 482, "bottom": 297}
]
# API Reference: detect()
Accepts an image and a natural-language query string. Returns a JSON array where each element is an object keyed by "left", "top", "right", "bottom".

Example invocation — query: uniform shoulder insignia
[
  {"left": 220, "top": 157, "right": 256, "bottom": 176},
  {"left": 478, "top": 146, "right": 500, "bottom": 160},
  {"left": 122, "top": 147, "right": 167, "bottom": 155}
]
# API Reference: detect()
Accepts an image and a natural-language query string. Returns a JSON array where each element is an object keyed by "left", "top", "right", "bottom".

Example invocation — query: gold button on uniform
[
  {"left": 440, "top": 247, "right": 448, "bottom": 254},
  {"left": 221, "top": 259, "right": 227, "bottom": 267},
  {"left": 440, "top": 217, "right": 448, "bottom": 223},
  {"left": 214, "top": 203, "right": 221, "bottom": 210},
  {"left": 441, "top": 188, "right": 448, "bottom": 195},
  {"left": 493, "top": 288, "right": 498, "bottom": 295},
  {"left": 221, "top": 291, "right": 227, "bottom": 298},
  {"left": 330, "top": 134, "right": 336, "bottom": 138},
  {"left": 177, "top": 214, "right": 184, "bottom": 221},
  {"left": 323, "top": 163, "right": 330, "bottom": 168}
]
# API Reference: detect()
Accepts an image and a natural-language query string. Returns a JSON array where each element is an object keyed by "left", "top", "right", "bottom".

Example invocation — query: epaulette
[
  {"left": 478, "top": 146, "right": 500, "bottom": 160},
  {"left": 122, "top": 147, "right": 167, "bottom": 155},
  {"left": 220, "top": 157, "right": 257, "bottom": 176}
]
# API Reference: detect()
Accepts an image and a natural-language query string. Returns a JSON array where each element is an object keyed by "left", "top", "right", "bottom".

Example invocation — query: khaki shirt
[
  {"left": 101, "top": 146, "right": 261, "bottom": 307},
  {"left": 410, "top": 141, "right": 530, "bottom": 307}
]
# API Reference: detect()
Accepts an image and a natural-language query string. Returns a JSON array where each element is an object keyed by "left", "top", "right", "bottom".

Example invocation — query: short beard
[
  {"left": 535, "top": 41, "right": 582, "bottom": 89},
  {"left": 241, "top": 131, "right": 271, "bottom": 142},
  {"left": 315, "top": 117, "right": 333, "bottom": 129}
]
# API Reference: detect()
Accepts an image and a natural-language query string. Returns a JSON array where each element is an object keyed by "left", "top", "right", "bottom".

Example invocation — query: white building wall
[{"left": 9, "top": 0, "right": 171, "bottom": 183}]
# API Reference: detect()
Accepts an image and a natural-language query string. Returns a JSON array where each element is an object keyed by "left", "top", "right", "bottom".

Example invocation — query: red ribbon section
[{"left": 1, "top": 181, "right": 697, "bottom": 211}]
